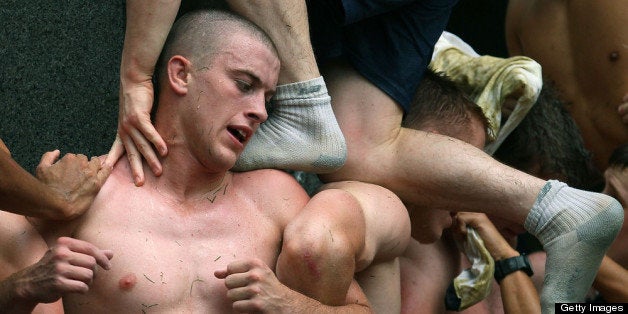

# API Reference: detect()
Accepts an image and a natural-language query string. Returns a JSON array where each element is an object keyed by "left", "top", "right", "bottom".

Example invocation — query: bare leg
[
  {"left": 320, "top": 60, "right": 623, "bottom": 310},
  {"left": 227, "top": 0, "right": 346, "bottom": 173}
]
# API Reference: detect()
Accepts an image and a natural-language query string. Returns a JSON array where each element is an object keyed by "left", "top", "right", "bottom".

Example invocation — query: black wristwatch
[{"left": 494, "top": 254, "right": 534, "bottom": 283}]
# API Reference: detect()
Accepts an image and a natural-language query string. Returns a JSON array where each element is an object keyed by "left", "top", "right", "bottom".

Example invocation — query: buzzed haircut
[
  {"left": 402, "top": 69, "right": 489, "bottom": 139},
  {"left": 154, "top": 9, "right": 278, "bottom": 90}
]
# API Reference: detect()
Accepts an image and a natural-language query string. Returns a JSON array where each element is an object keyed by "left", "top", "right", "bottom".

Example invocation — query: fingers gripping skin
[
  {"left": 12, "top": 237, "right": 112, "bottom": 304},
  {"left": 106, "top": 0, "right": 179, "bottom": 186},
  {"left": 36, "top": 151, "right": 112, "bottom": 220},
  {"left": 215, "top": 259, "right": 294, "bottom": 313},
  {"left": 111, "top": 81, "right": 167, "bottom": 186}
]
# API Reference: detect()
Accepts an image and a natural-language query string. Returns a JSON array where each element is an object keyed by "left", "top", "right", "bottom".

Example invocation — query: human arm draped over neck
[{"left": 106, "top": 0, "right": 181, "bottom": 185}]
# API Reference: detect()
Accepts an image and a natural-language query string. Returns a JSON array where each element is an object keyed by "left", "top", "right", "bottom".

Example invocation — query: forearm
[
  {"left": 0, "top": 150, "right": 64, "bottom": 219},
  {"left": 493, "top": 246, "right": 540, "bottom": 313},
  {"left": 121, "top": 0, "right": 180, "bottom": 83},
  {"left": 0, "top": 271, "right": 38, "bottom": 314},
  {"left": 593, "top": 255, "right": 628, "bottom": 302},
  {"left": 499, "top": 271, "right": 541, "bottom": 314},
  {"left": 284, "top": 277, "right": 372, "bottom": 314},
  {"left": 286, "top": 291, "right": 371, "bottom": 314}
]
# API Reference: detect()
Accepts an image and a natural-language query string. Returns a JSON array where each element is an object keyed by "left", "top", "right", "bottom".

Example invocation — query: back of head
[
  {"left": 403, "top": 69, "right": 488, "bottom": 140},
  {"left": 493, "top": 81, "right": 603, "bottom": 190},
  {"left": 153, "top": 10, "right": 278, "bottom": 93}
]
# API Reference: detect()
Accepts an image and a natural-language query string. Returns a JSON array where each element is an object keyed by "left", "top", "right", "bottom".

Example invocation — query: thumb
[
  {"left": 39, "top": 150, "right": 61, "bottom": 167},
  {"left": 95, "top": 157, "right": 113, "bottom": 186}
]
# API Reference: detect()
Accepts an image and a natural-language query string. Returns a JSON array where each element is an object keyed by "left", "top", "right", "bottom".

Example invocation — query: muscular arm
[
  {"left": 0, "top": 140, "right": 109, "bottom": 220},
  {"left": 106, "top": 0, "right": 180, "bottom": 186},
  {"left": 215, "top": 259, "right": 371, "bottom": 313}
]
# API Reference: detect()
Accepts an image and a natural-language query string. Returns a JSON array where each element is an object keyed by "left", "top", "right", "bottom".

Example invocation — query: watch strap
[{"left": 494, "top": 254, "right": 534, "bottom": 283}]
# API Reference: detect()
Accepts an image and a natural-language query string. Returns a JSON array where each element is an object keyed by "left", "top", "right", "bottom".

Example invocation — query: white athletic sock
[
  {"left": 524, "top": 180, "right": 623, "bottom": 313},
  {"left": 234, "top": 76, "right": 347, "bottom": 173}
]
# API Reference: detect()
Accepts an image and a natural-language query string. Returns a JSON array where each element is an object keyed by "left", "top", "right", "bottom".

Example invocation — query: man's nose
[{"left": 245, "top": 94, "right": 268, "bottom": 123}]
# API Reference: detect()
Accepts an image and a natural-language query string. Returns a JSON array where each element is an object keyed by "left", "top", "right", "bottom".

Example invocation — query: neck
[
  {"left": 148, "top": 96, "right": 236, "bottom": 202},
  {"left": 146, "top": 150, "right": 232, "bottom": 204},
  {"left": 149, "top": 115, "right": 232, "bottom": 203}
]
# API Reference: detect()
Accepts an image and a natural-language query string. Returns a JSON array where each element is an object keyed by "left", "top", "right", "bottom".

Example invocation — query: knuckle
[
  {"left": 250, "top": 299, "right": 265, "bottom": 311},
  {"left": 247, "top": 272, "right": 261, "bottom": 282},
  {"left": 249, "top": 285, "right": 262, "bottom": 296},
  {"left": 52, "top": 248, "right": 70, "bottom": 261},
  {"left": 85, "top": 255, "right": 97, "bottom": 267}
]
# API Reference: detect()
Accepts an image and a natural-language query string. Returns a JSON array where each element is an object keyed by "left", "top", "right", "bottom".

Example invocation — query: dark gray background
[{"left": 0, "top": 1, "right": 124, "bottom": 171}]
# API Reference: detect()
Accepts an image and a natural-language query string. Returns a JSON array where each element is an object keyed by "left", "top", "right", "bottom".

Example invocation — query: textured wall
[{"left": 0, "top": 1, "right": 125, "bottom": 172}]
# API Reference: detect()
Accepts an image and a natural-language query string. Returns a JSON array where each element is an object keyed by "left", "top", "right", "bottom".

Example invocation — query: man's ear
[{"left": 167, "top": 55, "right": 191, "bottom": 95}]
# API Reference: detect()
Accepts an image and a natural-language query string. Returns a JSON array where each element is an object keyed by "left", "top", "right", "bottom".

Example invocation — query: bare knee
[{"left": 279, "top": 188, "right": 366, "bottom": 278}]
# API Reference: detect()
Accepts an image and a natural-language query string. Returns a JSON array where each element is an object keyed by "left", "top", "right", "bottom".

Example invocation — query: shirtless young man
[
  {"left": 398, "top": 70, "right": 491, "bottom": 314},
  {"left": 398, "top": 71, "right": 540, "bottom": 314},
  {"left": 505, "top": 0, "right": 628, "bottom": 172},
  {"left": 31, "top": 10, "right": 331, "bottom": 313},
  {"left": 31, "top": 10, "right": 407, "bottom": 313}
]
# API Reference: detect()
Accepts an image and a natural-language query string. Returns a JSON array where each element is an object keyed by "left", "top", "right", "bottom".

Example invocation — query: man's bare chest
[{"left": 63, "top": 195, "right": 282, "bottom": 313}]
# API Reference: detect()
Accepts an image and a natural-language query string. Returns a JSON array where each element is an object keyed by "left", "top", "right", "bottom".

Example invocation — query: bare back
[
  {"left": 506, "top": 0, "right": 628, "bottom": 170},
  {"left": 39, "top": 159, "right": 308, "bottom": 313}
]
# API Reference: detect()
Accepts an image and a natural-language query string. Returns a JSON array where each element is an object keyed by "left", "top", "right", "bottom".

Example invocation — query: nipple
[
  {"left": 609, "top": 51, "right": 620, "bottom": 62},
  {"left": 119, "top": 273, "right": 138, "bottom": 291}
]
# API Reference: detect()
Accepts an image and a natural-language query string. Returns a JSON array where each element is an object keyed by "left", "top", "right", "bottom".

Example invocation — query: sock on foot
[
  {"left": 234, "top": 76, "right": 347, "bottom": 173},
  {"left": 524, "top": 180, "right": 623, "bottom": 313}
]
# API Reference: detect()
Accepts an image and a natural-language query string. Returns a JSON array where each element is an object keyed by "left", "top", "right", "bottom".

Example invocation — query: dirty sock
[
  {"left": 524, "top": 180, "right": 623, "bottom": 313},
  {"left": 234, "top": 76, "right": 346, "bottom": 173}
]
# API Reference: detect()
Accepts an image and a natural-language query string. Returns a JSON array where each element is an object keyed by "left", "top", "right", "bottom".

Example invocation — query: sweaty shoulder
[{"left": 232, "top": 169, "right": 309, "bottom": 224}]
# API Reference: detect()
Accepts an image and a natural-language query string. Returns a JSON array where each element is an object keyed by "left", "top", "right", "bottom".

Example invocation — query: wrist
[
  {"left": 47, "top": 188, "right": 77, "bottom": 220},
  {"left": 34, "top": 186, "right": 69, "bottom": 220},
  {"left": 494, "top": 254, "right": 534, "bottom": 283},
  {"left": 120, "top": 55, "right": 155, "bottom": 84},
  {"left": 492, "top": 247, "right": 520, "bottom": 261},
  {"left": 2, "top": 270, "right": 37, "bottom": 305}
]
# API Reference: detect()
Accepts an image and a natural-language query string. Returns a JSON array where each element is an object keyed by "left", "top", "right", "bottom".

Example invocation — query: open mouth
[{"left": 228, "top": 127, "right": 246, "bottom": 143}]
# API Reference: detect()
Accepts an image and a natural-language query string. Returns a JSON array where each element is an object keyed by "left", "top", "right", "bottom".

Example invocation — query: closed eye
[{"left": 235, "top": 79, "right": 252, "bottom": 93}]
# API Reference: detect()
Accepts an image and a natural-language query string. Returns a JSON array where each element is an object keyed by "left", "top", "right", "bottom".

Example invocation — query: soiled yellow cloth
[
  {"left": 445, "top": 227, "right": 495, "bottom": 311},
  {"left": 429, "top": 32, "right": 543, "bottom": 155}
]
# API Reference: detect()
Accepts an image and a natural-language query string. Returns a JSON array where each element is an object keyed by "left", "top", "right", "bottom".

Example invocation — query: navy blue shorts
[{"left": 307, "top": 0, "right": 458, "bottom": 113}]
